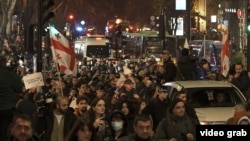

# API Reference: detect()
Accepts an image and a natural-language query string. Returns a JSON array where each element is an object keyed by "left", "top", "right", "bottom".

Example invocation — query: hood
[
  {"left": 109, "top": 110, "right": 128, "bottom": 127},
  {"left": 195, "top": 107, "right": 234, "bottom": 125}
]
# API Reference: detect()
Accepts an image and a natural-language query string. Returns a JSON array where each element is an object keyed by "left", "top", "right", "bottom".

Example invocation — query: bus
[
  {"left": 122, "top": 31, "right": 185, "bottom": 61},
  {"left": 74, "top": 35, "right": 111, "bottom": 61}
]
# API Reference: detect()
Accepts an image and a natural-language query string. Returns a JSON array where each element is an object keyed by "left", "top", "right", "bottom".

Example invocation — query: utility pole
[
  {"left": 37, "top": 0, "right": 43, "bottom": 72},
  {"left": 37, "top": 0, "right": 54, "bottom": 72},
  {"left": 159, "top": 9, "right": 166, "bottom": 50}
]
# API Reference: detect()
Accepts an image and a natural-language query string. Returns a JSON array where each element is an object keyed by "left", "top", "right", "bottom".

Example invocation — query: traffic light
[
  {"left": 68, "top": 14, "right": 74, "bottom": 21},
  {"left": 155, "top": 16, "right": 160, "bottom": 29},
  {"left": 41, "top": 0, "right": 55, "bottom": 27}
]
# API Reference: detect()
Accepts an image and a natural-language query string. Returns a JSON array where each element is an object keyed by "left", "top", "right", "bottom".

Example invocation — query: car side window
[{"left": 190, "top": 89, "right": 234, "bottom": 108}]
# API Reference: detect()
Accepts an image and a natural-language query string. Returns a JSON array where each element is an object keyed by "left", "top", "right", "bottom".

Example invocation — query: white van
[{"left": 74, "top": 35, "right": 111, "bottom": 61}]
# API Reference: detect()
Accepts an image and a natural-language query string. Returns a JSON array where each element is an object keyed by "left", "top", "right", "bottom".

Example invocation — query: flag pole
[
  {"left": 55, "top": 62, "right": 64, "bottom": 97},
  {"left": 203, "top": 34, "right": 206, "bottom": 59}
]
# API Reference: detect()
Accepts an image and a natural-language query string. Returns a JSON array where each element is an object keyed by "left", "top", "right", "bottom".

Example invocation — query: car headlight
[{"left": 200, "top": 121, "right": 208, "bottom": 125}]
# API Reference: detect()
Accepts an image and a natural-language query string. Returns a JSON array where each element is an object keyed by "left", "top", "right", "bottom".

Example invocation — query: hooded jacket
[{"left": 108, "top": 110, "right": 128, "bottom": 141}]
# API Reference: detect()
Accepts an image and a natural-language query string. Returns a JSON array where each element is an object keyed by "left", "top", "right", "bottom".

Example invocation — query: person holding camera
[{"left": 142, "top": 85, "right": 170, "bottom": 132}]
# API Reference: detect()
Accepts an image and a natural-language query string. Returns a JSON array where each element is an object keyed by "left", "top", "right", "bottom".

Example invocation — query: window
[{"left": 186, "top": 88, "right": 239, "bottom": 108}]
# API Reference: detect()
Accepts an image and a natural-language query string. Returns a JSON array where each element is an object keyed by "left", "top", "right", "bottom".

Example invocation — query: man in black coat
[
  {"left": 161, "top": 50, "right": 177, "bottom": 82},
  {"left": 0, "top": 55, "right": 23, "bottom": 141},
  {"left": 177, "top": 48, "right": 197, "bottom": 80}
]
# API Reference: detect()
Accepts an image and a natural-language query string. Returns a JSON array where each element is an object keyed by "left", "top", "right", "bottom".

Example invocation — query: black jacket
[
  {"left": 0, "top": 66, "right": 23, "bottom": 110},
  {"left": 163, "top": 59, "right": 177, "bottom": 82},
  {"left": 142, "top": 97, "right": 170, "bottom": 131}
]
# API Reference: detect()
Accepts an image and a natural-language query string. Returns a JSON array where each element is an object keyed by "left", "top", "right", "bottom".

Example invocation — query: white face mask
[{"left": 111, "top": 121, "right": 123, "bottom": 131}]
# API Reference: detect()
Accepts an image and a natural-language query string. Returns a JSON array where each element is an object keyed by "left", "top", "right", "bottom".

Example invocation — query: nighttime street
[{"left": 0, "top": 0, "right": 250, "bottom": 141}]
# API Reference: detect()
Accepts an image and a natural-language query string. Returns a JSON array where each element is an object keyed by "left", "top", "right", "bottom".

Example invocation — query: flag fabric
[
  {"left": 49, "top": 26, "right": 76, "bottom": 75},
  {"left": 221, "top": 25, "right": 230, "bottom": 77}
]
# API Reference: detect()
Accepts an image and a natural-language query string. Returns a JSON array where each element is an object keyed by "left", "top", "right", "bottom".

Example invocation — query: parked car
[{"left": 163, "top": 80, "right": 247, "bottom": 125}]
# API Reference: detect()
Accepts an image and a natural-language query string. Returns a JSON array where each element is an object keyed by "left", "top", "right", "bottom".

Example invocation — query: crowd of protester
[{"left": 1, "top": 48, "right": 250, "bottom": 141}]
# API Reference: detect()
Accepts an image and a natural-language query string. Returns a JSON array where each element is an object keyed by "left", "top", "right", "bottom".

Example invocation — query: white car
[{"left": 163, "top": 80, "right": 247, "bottom": 125}]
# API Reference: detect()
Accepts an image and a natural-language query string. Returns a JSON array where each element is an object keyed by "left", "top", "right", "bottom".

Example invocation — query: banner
[{"left": 23, "top": 72, "right": 44, "bottom": 89}]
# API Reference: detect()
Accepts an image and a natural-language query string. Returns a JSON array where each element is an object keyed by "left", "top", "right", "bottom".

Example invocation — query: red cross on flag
[
  {"left": 220, "top": 25, "right": 230, "bottom": 77},
  {"left": 49, "top": 25, "right": 76, "bottom": 75}
]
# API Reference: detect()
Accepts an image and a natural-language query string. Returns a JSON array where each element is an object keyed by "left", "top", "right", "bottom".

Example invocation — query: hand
[
  {"left": 186, "top": 133, "right": 194, "bottom": 141},
  {"left": 93, "top": 117, "right": 105, "bottom": 128},
  {"left": 234, "top": 73, "right": 240, "bottom": 78},
  {"left": 133, "top": 94, "right": 140, "bottom": 99},
  {"left": 228, "top": 75, "right": 233, "bottom": 82}
]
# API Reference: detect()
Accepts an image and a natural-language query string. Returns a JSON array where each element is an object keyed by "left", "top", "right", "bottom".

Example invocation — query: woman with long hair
[
  {"left": 65, "top": 117, "right": 103, "bottom": 141},
  {"left": 87, "top": 97, "right": 111, "bottom": 140}
]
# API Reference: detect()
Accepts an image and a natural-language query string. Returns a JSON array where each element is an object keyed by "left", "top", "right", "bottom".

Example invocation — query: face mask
[{"left": 111, "top": 121, "right": 123, "bottom": 131}]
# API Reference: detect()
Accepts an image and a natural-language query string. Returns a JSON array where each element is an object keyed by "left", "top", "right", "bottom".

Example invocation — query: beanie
[{"left": 169, "top": 98, "right": 184, "bottom": 114}]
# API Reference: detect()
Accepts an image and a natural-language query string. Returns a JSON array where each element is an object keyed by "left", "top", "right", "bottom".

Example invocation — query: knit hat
[
  {"left": 169, "top": 98, "right": 184, "bottom": 114},
  {"left": 233, "top": 111, "right": 250, "bottom": 125}
]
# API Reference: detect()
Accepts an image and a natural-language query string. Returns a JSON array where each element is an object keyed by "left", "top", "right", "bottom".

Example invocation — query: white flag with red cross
[
  {"left": 49, "top": 25, "right": 76, "bottom": 75},
  {"left": 220, "top": 25, "right": 230, "bottom": 77}
]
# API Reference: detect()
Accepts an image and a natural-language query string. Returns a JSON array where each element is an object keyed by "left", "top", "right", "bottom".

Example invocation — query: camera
[{"left": 35, "top": 91, "right": 56, "bottom": 114}]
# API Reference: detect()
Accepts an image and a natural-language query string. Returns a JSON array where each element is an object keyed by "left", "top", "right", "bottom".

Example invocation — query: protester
[
  {"left": 0, "top": 55, "right": 23, "bottom": 141},
  {"left": 118, "top": 114, "right": 154, "bottom": 141},
  {"left": 87, "top": 98, "right": 110, "bottom": 140},
  {"left": 176, "top": 48, "right": 196, "bottom": 80},
  {"left": 228, "top": 63, "right": 249, "bottom": 97},
  {"left": 155, "top": 98, "right": 196, "bottom": 141},
  {"left": 34, "top": 96, "right": 77, "bottom": 141},
  {"left": 65, "top": 117, "right": 103, "bottom": 141},
  {"left": 8, "top": 114, "right": 40, "bottom": 141},
  {"left": 108, "top": 110, "right": 128, "bottom": 141},
  {"left": 197, "top": 59, "right": 210, "bottom": 80},
  {"left": 160, "top": 50, "right": 177, "bottom": 82},
  {"left": 142, "top": 85, "right": 170, "bottom": 131},
  {"left": 175, "top": 90, "right": 200, "bottom": 125}
]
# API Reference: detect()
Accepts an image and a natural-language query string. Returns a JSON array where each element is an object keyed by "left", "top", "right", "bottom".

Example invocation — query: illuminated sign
[{"left": 175, "top": 0, "right": 186, "bottom": 10}]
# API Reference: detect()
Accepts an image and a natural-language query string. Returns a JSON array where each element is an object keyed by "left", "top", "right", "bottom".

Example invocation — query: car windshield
[{"left": 185, "top": 87, "right": 244, "bottom": 108}]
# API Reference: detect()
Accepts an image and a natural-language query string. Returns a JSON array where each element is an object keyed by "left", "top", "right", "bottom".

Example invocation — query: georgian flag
[
  {"left": 49, "top": 25, "right": 76, "bottom": 75},
  {"left": 221, "top": 25, "right": 230, "bottom": 77}
]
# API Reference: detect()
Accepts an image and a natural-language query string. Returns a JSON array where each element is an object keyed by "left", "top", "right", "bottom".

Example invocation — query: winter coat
[{"left": 155, "top": 112, "right": 196, "bottom": 141}]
